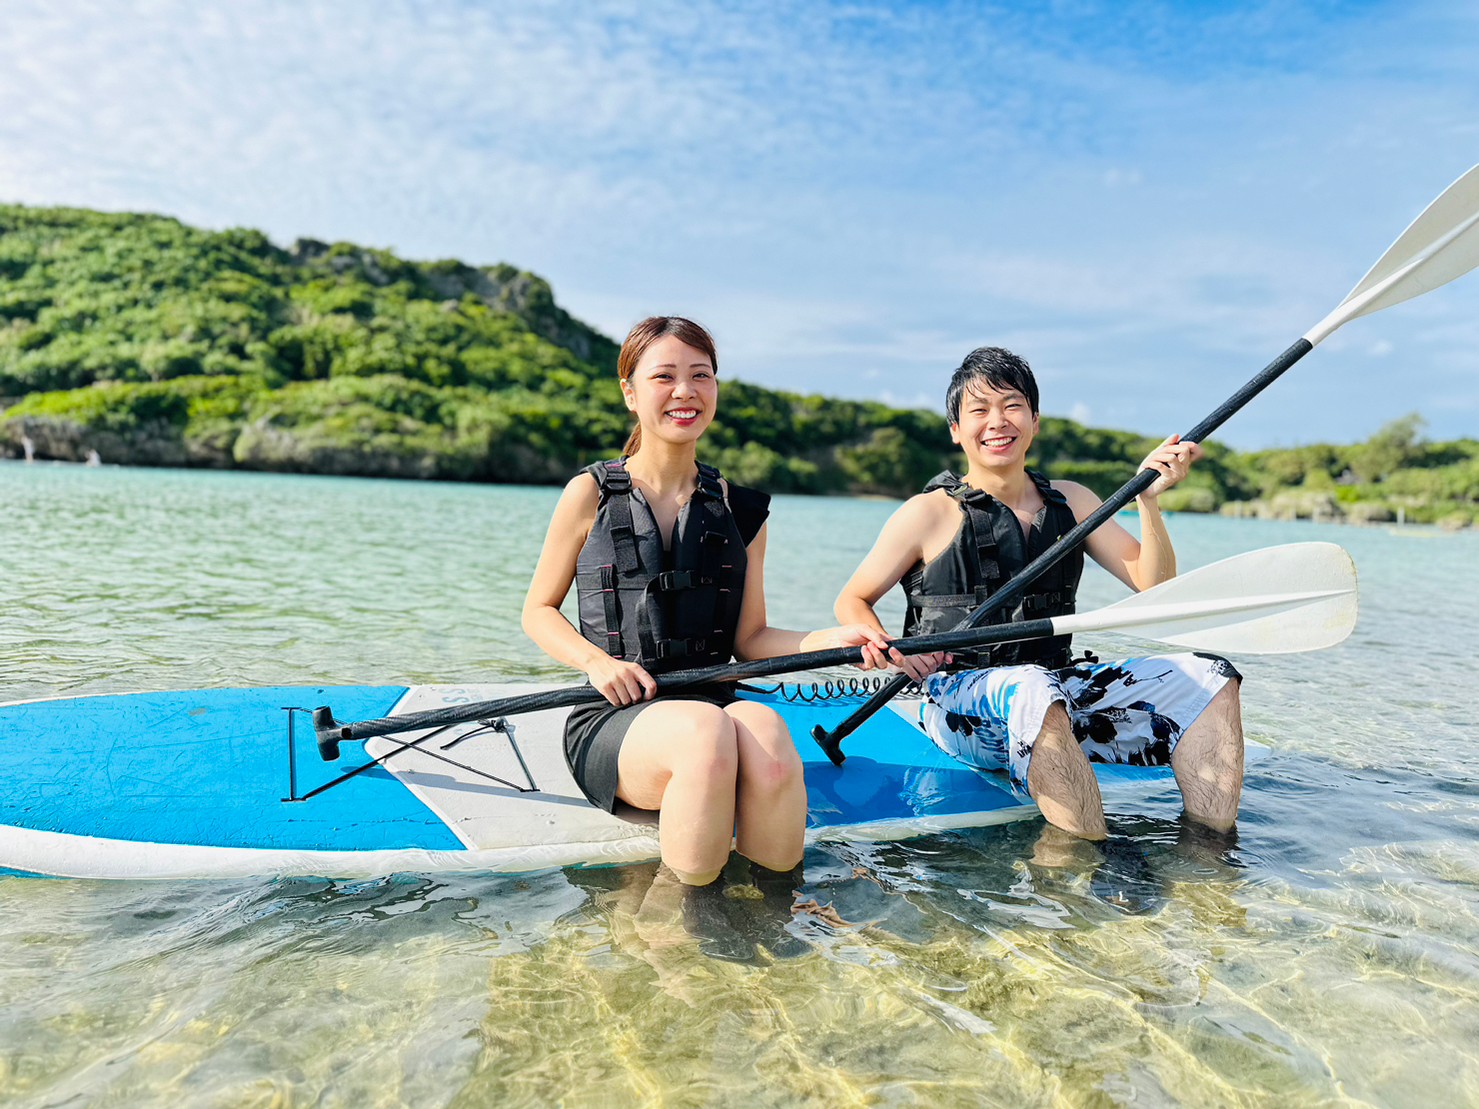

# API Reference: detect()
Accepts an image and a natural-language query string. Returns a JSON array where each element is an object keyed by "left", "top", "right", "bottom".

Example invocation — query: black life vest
[
  {"left": 902, "top": 469, "right": 1083, "bottom": 669},
  {"left": 574, "top": 459, "right": 748, "bottom": 673}
]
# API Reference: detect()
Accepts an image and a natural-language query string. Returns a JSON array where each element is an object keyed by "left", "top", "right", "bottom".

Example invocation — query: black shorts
[{"left": 562, "top": 684, "right": 740, "bottom": 812}]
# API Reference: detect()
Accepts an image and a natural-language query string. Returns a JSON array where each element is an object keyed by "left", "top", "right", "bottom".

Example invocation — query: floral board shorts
[{"left": 919, "top": 653, "right": 1241, "bottom": 799}]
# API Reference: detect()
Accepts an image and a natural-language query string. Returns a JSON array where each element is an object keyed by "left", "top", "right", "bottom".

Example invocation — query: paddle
[
  {"left": 312, "top": 542, "right": 1356, "bottom": 759},
  {"left": 811, "top": 162, "right": 1479, "bottom": 766}
]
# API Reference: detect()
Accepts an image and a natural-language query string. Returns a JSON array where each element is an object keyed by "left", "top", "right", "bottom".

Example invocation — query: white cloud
[
  {"left": 1, "top": 0, "right": 1477, "bottom": 447},
  {"left": 877, "top": 389, "right": 935, "bottom": 411}
]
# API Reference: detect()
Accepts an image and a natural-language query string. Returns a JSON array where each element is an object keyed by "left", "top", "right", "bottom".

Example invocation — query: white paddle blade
[
  {"left": 1306, "top": 164, "right": 1479, "bottom": 344},
  {"left": 1056, "top": 542, "right": 1358, "bottom": 654}
]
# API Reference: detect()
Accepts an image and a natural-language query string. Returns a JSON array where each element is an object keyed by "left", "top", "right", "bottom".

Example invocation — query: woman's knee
[
  {"left": 742, "top": 741, "right": 802, "bottom": 794},
  {"left": 730, "top": 706, "right": 802, "bottom": 793},
  {"left": 668, "top": 703, "right": 740, "bottom": 779}
]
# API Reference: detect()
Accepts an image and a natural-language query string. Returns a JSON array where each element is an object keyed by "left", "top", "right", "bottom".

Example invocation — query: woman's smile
[{"left": 622, "top": 334, "right": 718, "bottom": 443}]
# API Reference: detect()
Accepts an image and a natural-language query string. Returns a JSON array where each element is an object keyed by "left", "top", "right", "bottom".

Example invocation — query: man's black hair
[{"left": 945, "top": 347, "right": 1039, "bottom": 424}]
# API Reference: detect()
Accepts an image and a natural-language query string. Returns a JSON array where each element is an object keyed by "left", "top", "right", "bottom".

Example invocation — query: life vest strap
[
  {"left": 602, "top": 476, "right": 641, "bottom": 576},
  {"left": 1020, "top": 588, "right": 1075, "bottom": 615},
  {"left": 601, "top": 459, "right": 632, "bottom": 493},
  {"left": 599, "top": 564, "right": 623, "bottom": 657},
  {"left": 907, "top": 591, "right": 989, "bottom": 609},
  {"left": 695, "top": 462, "right": 725, "bottom": 501}
]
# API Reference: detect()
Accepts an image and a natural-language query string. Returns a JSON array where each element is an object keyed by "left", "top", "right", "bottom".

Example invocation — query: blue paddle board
[{"left": 0, "top": 682, "right": 1249, "bottom": 879}]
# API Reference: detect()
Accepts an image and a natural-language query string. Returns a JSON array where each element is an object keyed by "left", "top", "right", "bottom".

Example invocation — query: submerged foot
[
  {"left": 726, "top": 862, "right": 811, "bottom": 960},
  {"left": 1175, "top": 810, "right": 1242, "bottom": 867},
  {"left": 1089, "top": 836, "right": 1163, "bottom": 915},
  {"left": 677, "top": 874, "right": 757, "bottom": 963}
]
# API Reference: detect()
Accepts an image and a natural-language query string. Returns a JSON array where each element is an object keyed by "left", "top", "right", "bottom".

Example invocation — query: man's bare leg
[
  {"left": 1025, "top": 703, "right": 1108, "bottom": 840},
  {"left": 1170, "top": 680, "right": 1244, "bottom": 832}
]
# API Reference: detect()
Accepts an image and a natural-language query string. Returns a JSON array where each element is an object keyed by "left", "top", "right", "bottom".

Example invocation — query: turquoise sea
[{"left": 2, "top": 461, "right": 1477, "bottom": 1107}]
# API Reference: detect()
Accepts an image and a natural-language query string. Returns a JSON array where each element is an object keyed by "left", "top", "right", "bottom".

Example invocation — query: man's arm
[
  {"left": 835, "top": 495, "right": 949, "bottom": 680},
  {"left": 1058, "top": 434, "right": 1203, "bottom": 592}
]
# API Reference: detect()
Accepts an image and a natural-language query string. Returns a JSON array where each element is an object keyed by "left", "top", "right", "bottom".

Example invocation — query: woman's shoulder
[
  {"left": 565, "top": 468, "right": 600, "bottom": 492},
  {"left": 559, "top": 470, "right": 602, "bottom": 513}
]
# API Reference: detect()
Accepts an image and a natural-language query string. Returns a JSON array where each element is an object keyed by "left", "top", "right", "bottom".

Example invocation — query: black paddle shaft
[
  {"left": 811, "top": 337, "right": 1316, "bottom": 766},
  {"left": 311, "top": 618, "right": 1063, "bottom": 760}
]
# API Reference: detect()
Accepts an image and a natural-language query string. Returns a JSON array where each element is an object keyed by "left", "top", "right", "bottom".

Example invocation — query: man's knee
[
  {"left": 1206, "top": 678, "right": 1243, "bottom": 723},
  {"left": 1023, "top": 700, "right": 1087, "bottom": 784},
  {"left": 1026, "top": 699, "right": 1074, "bottom": 754}
]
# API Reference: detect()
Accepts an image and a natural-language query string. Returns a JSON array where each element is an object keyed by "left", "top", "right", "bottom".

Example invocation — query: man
[{"left": 836, "top": 347, "right": 1244, "bottom": 840}]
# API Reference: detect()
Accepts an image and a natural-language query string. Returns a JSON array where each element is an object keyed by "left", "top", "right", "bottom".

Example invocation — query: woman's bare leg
[
  {"left": 616, "top": 701, "right": 739, "bottom": 884},
  {"left": 725, "top": 701, "right": 807, "bottom": 871}
]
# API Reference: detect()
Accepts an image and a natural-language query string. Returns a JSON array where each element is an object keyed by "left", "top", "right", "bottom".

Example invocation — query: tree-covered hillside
[
  {"left": 1227, "top": 415, "right": 1479, "bottom": 528},
  {"left": 0, "top": 203, "right": 1473, "bottom": 525},
  {"left": 0, "top": 204, "right": 1169, "bottom": 496}
]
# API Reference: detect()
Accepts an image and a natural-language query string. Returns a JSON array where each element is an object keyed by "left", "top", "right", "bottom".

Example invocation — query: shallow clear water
[{"left": 2, "top": 461, "right": 1478, "bottom": 1106}]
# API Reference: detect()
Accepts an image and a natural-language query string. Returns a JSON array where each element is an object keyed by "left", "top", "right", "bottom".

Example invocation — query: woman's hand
[
  {"left": 1138, "top": 434, "right": 1203, "bottom": 499},
  {"left": 584, "top": 656, "right": 658, "bottom": 707}
]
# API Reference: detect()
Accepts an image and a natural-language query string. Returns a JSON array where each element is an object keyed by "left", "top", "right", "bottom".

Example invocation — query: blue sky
[{"left": 2, "top": 0, "right": 1477, "bottom": 448}]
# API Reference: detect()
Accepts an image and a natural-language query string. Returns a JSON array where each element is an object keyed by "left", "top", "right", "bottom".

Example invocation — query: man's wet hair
[{"left": 946, "top": 347, "right": 1039, "bottom": 424}]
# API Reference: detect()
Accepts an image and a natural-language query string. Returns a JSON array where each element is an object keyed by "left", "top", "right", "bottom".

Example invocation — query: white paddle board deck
[{"left": 0, "top": 682, "right": 1254, "bottom": 880}]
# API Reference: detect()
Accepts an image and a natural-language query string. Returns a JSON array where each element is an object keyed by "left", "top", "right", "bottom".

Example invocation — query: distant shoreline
[
  {"left": 3, "top": 203, "right": 1474, "bottom": 527},
  {"left": 4, "top": 456, "right": 1473, "bottom": 535}
]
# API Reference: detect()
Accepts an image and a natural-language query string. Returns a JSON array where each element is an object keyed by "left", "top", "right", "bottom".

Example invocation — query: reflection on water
[{"left": 3, "top": 463, "right": 1479, "bottom": 1105}]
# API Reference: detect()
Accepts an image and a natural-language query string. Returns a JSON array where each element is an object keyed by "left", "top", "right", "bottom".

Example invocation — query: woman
[{"left": 521, "top": 316, "right": 892, "bottom": 905}]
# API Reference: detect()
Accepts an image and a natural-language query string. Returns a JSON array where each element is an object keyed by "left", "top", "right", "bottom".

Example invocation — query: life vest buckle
[
  {"left": 655, "top": 637, "right": 707, "bottom": 659},
  {"left": 656, "top": 570, "right": 712, "bottom": 591}
]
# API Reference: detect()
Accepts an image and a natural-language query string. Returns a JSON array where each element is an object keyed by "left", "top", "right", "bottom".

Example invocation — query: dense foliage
[
  {"left": 1228, "top": 415, "right": 1479, "bottom": 527},
  {"left": 1, "top": 205, "right": 1473, "bottom": 524}
]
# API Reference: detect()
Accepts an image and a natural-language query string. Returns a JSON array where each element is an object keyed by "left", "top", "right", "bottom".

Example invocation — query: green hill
[
  {"left": 0, "top": 203, "right": 1163, "bottom": 496},
  {"left": 0, "top": 203, "right": 1473, "bottom": 525}
]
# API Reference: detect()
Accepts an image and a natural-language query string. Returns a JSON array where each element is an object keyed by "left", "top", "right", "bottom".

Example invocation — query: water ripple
[{"left": 3, "top": 464, "right": 1478, "bottom": 1106}]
